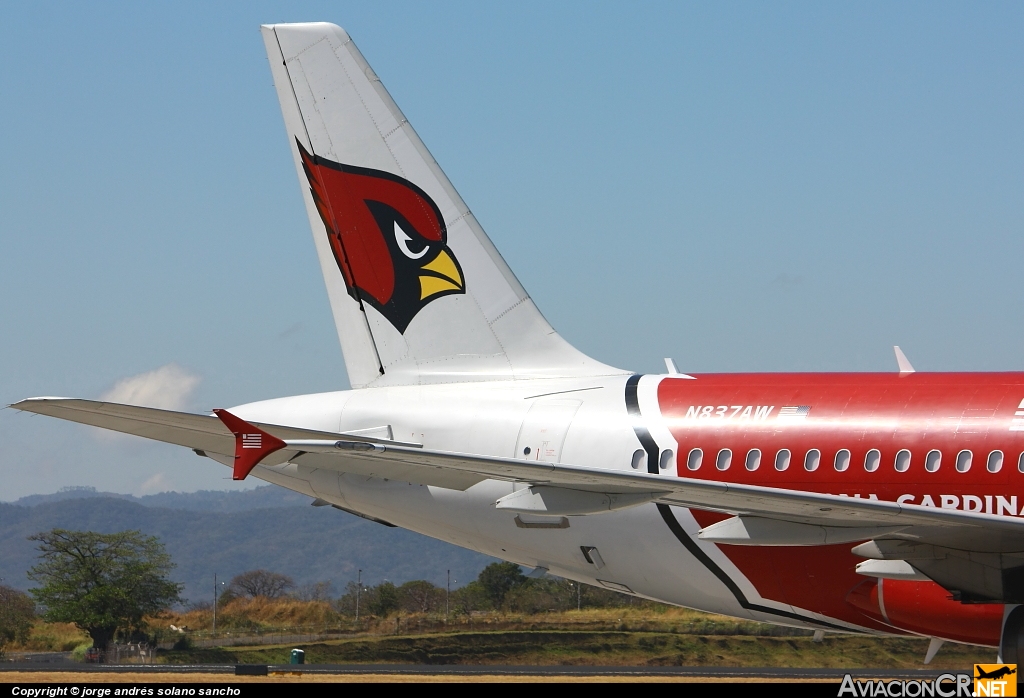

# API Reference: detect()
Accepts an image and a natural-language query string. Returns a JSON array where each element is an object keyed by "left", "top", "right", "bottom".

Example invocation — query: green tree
[
  {"left": 367, "top": 581, "right": 400, "bottom": 618},
  {"left": 397, "top": 580, "right": 442, "bottom": 613},
  {"left": 450, "top": 580, "right": 488, "bottom": 615},
  {"left": 477, "top": 562, "right": 527, "bottom": 609},
  {"left": 0, "top": 585, "right": 35, "bottom": 654},
  {"left": 27, "top": 529, "right": 182, "bottom": 650}
]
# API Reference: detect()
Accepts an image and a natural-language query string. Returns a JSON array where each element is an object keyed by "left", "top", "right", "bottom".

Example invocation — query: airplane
[
  {"left": 977, "top": 666, "right": 1017, "bottom": 681},
  {"left": 13, "top": 21, "right": 1024, "bottom": 666}
]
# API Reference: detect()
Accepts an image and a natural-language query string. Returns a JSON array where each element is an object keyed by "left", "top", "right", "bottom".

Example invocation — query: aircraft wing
[
  {"left": 13, "top": 398, "right": 1024, "bottom": 556},
  {"left": 295, "top": 441, "right": 1024, "bottom": 549}
]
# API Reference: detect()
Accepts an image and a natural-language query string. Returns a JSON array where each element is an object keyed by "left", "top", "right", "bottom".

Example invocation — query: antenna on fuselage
[{"left": 894, "top": 346, "right": 915, "bottom": 375}]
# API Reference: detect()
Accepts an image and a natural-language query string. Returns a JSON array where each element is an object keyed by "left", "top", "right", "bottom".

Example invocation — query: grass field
[
  {"left": 7, "top": 603, "right": 996, "bottom": 670},
  {"left": 161, "top": 630, "right": 992, "bottom": 669}
]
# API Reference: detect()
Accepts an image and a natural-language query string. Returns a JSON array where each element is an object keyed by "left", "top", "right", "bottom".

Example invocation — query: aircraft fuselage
[{"left": 229, "top": 371, "right": 1024, "bottom": 647}]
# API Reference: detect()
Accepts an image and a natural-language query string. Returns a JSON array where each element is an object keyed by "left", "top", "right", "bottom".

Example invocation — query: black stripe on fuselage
[
  {"left": 625, "top": 374, "right": 660, "bottom": 474},
  {"left": 623, "top": 373, "right": 848, "bottom": 631},
  {"left": 656, "top": 504, "right": 848, "bottom": 630}
]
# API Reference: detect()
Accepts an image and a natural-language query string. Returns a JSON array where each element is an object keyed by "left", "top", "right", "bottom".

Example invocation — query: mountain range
[{"left": 0, "top": 486, "right": 496, "bottom": 603}]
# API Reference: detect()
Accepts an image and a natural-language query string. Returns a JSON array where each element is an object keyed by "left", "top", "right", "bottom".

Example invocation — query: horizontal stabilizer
[{"left": 10, "top": 397, "right": 395, "bottom": 461}]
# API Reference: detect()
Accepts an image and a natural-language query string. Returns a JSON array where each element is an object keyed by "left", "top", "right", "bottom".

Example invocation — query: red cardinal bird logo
[{"left": 297, "top": 140, "right": 465, "bottom": 334}]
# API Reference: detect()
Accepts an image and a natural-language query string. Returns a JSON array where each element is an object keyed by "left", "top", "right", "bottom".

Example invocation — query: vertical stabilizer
[{"left": 261, "top": 23, "right": 621, "bottom": 387}]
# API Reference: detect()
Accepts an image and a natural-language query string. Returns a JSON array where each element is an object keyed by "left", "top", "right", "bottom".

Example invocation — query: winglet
[
  {"left": 894, "top": 346, "right": 915, "bottom": 375},
  {"left": 213, "top": 409, "right": 287, "bottom": 480}
]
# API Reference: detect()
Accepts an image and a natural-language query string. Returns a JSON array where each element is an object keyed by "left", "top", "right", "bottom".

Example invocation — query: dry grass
[
  {"left": 153, "top": 601, "right": 774, "bottom": 640},
  {"left": 160, "top": 597, "right": 342, "bottom": 633},
  {"left": 164, "top": 630, "right": 992, "bottom": 670},
  {"left": 10, "top": 600, "right": 993, "bottom": 671},
  {"left": 441, "top": 606, "right": 788, "bottom": 635},
  {"left": 5, "top": 622, "right": 90, "bottom": 652}
]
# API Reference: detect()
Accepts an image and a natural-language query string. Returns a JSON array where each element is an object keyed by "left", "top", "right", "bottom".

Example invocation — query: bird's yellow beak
[{"left": 419, "top": 248, "right": 464, "bottom": 300}]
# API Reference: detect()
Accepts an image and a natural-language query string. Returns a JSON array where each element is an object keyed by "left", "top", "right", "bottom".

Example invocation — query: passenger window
[
  {"left": 716, "top": 449, "right": 732, "bottom": 471},
  {"left": 925, "top": 450, "right": 941, "bottom": 473},
  {"left": 775, "top": 449, "right": 791, "bottom": 471},
  {"left": 687, "top": 448, "right": 703, "bottom": 471},
  {"left": 745, "top": 449, "right": 761, "bottom": 471},
  {"left": 894, "top": 449, "right": 911, "bottom": 473},
  {"left": 987, "top": 450, "right": 1004, "bottom": 473},
  {"left": 834, "top": 449, "right": 851, "bottom": 472},
  {"left": 864, "top": 449, "right": 880, "bottom": 472},
  {"left": 804, "top": 449, "right": 821, "bottom": 472},
  {"left": 631, "top": 449, "right": 645, "bottom": 470},
  {"left": 1019, "top": 452, "right": 1024, "bottom": 473},
  {"left": 659, "top": 449, "right": 675, "bottom": 471},
  {"left": 956, "top": 450, "right": 973, "bottom": 473}
]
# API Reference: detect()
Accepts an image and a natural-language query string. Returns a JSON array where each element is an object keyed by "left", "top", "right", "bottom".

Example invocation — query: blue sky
[{"left": 3, "top": 2, "right": 1024, "bottom": 499}]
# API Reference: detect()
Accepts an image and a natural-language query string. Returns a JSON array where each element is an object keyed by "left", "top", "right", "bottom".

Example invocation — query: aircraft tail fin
[{"left": 261, "top": 23, "right": 621, "bottom": 387}]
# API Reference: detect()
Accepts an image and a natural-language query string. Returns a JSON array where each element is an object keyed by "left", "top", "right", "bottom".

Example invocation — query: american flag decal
[
  {"left": 777, "top": 405, "right": 810, "bottom": 420},
  {"left": 241, "top": 433, "right": 262, "bottom": 449}
]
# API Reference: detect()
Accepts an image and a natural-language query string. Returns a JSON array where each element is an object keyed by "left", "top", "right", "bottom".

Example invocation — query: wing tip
[{"left": 9, "top": 397, "right": 75, "bottom": 410}]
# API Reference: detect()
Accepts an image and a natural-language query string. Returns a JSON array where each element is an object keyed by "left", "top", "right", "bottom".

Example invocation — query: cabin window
[
  {"left": 925, "top": 450, "right": 941, "bottom": 473},
  {"left": 775, "top": 449, "right": 791, "bottom": 471},
  {"left": 745, "top": 449, "right": 761, "bottom": 471},
  {"left": 1019, "top": 452, "right": 1024, "bottom": 473},
  {"left": 631, "top": 449, "right": 645, "bottom": 470},
  {"left": 956, "top": 450, "right": 973, "bottom": 473},
  {"left": 716, "top": 449, "right": 732, "bottom": 471},
  {"left": 660, "top": 449, "right": 675, "bottom": 471},
  {"left": 834, "top": 449, "right": 851, "bottom": 472},
  {"left": 894, "top": 449, "right": 911, "bottom": 473},
  {"left": 804, "top": 449, "right": 821, "bottom": 472},
  {"left": 987, "top": 450, "right": 1004, "bottom": 473},
  {"left": 864, "top": 449, "right": 881, "bottom": 472},
  {"left": 687, "top": 448, "right": 703, "bottom": 471}
]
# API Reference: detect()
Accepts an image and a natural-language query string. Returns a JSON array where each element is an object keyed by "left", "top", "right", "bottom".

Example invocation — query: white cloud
[
  {"left": 137, "top": 472, "right": 170, "bottom": 496},
  {"left": 100, "top": 363, "right": 200, "bottom": 410}
]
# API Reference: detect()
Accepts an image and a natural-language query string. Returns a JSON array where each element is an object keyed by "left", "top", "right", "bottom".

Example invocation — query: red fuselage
[{"left": 658, "top": 373, "right": 1024, "bottom": 643}]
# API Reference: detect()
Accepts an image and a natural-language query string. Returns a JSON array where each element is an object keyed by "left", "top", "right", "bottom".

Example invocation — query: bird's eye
[{"left": 394, "top": 221, "right": 429, "bottom": 260}]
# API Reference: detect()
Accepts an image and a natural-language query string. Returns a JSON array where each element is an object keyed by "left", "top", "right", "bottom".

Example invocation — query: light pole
[
  {"left": 213, "top": 573, "right": 218, "bottom": 633},
  {"left": 446, "top": 570, "right": 450, "bottom": 621},
  {"left": 355, "top": 569, "right": 362, "bottom": 623},
  {"left": 212, "top": 575, "right": 225, "bottom": 633}
]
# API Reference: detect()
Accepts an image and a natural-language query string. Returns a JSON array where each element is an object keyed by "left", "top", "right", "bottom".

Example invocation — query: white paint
[{"left": 894, "top": 346, "right": 915, "bottom": 375}]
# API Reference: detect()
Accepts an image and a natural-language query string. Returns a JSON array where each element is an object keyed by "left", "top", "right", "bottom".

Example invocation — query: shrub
[{"left": 0, "top": 585, "right": 35, "bottom": 653}]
